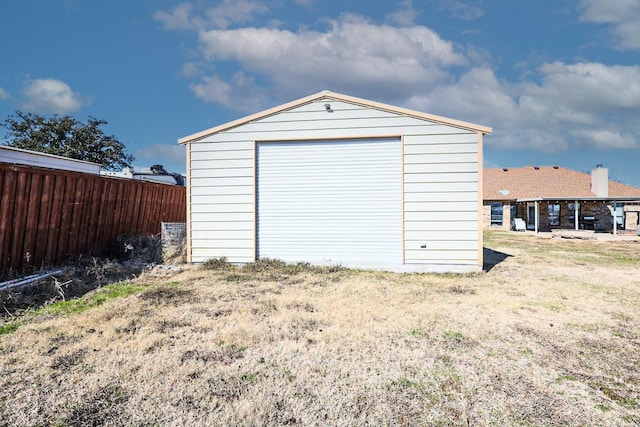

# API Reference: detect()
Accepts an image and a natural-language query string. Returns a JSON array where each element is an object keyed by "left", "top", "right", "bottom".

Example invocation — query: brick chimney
[{"left": 591, "top": 164, "right": 608, "bottom": 197}]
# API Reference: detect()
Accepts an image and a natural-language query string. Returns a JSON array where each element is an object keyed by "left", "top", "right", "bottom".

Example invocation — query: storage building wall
[{"left": 188, "top": 98, "right": 480, "bottom": 269}]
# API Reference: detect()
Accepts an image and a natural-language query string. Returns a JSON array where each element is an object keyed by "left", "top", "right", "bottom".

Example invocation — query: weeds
[
  {"left": 139, "top": 284, "right": 192, "bottom": 306},
  {"left": 200, "top": 257, "right": 231, "bottom": 270}
]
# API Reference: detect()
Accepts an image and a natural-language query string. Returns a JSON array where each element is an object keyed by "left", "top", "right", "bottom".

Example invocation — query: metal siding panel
[
  {"left": 404, "top": 220, "right": 478, "bottom": 231},
  {"left": 190, "top": 229, "right": 254, "bottom": 239},
  {"left": 190, "top": 167, "right": 253, "bottom": 179},
  {"left": 403, "top": 163, "right": 478, "bottom": 176},
  {"left": 191, "top": 150, "right": 253, "bottom": 161},
  {"left": 189, "top": 159, "right": 252, "bottom": 169},
  {"left": 403, "top": 172, "right": 478, "bottom": 182},
  {"left": 275, "top": 100, "right": 368, "bottom": 113},
  {"left": 404, "top": 201, "right": 478, "bottom": 214},
  {"left": 404, "top": 153, "right": 478, "bottom": 164},
  {"left": 190, "top": 141, "right": 254, "bottom": 151},
  {"left": 229, "top": 116, "right": 435, "bottom": 133},
  {"left": 405, "top": 240, "right": 478, "bottom": 250},
  {"left": 402, "top": 121, "right": 480, "bottom": 264},
  {"left": 403, "top": 182, "right": 478, "bottom": 194},
  {"left": 405, "top": 230, "right": 478, "bottom": 240},
  {"left": 403, "top": 143, "right": 478, "bottom": 154},
  {"left": 191, "top": 239, "right": 253, "bottom": 249},
  {"left": 202, "top": 126, "right": 465, "bottom": 143},
  {"left": 191, "top": 212, "right": 253, "bottom": 222},
  {"left": 257, "top": 138, "right": 402, "bottom": 267},
  {"left": 190, "top": 221, "right": 254, "bottom": 231},
  {"left": 190, "top": 176, "right": 254, "bottom": 187},
  {"left": 259, "top": 107, "right": 400, "bottom": 122},
  {"left": 190, "top": 248, "right": 255, "bottom": 259},
  {"left": 404, "top": 192, "right": 478, "bottom": 203},
  {"left": 190, "top": 184, "right": 253, "bottom": 196},
  {"left": 403, "top": 134, "right": 476, "bottom": 144},
  {"left": 404, "top": 250, "right": 478, "bottom": 262},
  {"left": 190, "top": 203, "right": 253, "bottom": 213},
  {"left": 191, "top": 185, "right": 253, "bottom": 196},
  {"left": 189, "top": 131, "right": 255, "bottom": 264}
]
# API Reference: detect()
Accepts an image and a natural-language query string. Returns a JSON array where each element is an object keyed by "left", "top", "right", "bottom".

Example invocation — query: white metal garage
[
  {"left": 180, "top": 90, "right": 492, "bottom": 273},
  {"left": 256, "top": 138, "right": 402, "bottom": 268}
]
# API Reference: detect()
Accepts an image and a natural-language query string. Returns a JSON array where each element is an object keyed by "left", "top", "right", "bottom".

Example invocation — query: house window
[
  {"left": 548, "top": 203, "right": 560, "bottom": 227},
  {"left": 612, "top": 203, "right": 624, "bottom": 228},
  {"left": 491, "top": 202, "right": 503, "bottom": 226}
]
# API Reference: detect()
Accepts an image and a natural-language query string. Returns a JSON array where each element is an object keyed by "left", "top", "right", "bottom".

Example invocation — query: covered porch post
[
  {"left": 535, "top": 200, "right": 539, "bottom": 233},
  {"left": 575, "top": 199, "right": 579, "bottom": 231},
  {"left": 613, "top": 199, "right": 618, "bottom": 236}
]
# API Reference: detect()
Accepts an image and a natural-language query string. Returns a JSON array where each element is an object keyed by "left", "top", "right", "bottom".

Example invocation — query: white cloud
[
  {"left": 154, "top": 3, "right": 196, "bottom": 30},
  {"left": 189, "top": 72, "right": 268, "bottom": 111},
  {"left": 386, "top": 0, "right": 419, "bottom": 26},
  {"left": 570, "top": 128, "right": 637, "bottom": 149},
  {"left": 154, "top": 0, "right": 268, "bottom": 31},
  {"left": 578, "top": 0, "right": 640, "bottom": 49},
  {"left": 206, "top": 0, "right": 268, "bottom": 29},
  {"left": 409, "top": 62, "right": 640, "bottom": 152},
  {"left": 0, "top": 87, "right": 9, "bottom": 100},
  {"left": 21, "top": 78, "right": 84, "bottom": 114},
  {"left": 432, "top": 0, "right": 485, "bottom": 21},
  {"left": 194, "top": 14, "right": 466, "bottom": 107}
]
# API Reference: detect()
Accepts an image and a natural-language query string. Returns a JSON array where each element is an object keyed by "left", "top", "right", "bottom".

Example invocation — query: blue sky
[{"left": 1, "top": 0, "right": 639, "bottom": 186}]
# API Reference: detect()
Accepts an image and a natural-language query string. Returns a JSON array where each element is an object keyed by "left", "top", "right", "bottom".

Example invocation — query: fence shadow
[{"left": 483, "top": 247, "right": 511, "bottom": 272}]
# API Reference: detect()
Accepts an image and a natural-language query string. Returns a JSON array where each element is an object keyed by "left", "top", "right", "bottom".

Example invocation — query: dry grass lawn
[{"left": 1, "top": 231, "right": 639, "bottom": 426}]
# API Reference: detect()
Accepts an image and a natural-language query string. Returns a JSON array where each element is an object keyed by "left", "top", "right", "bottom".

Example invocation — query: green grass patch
[
  {"left": 0, "top": 281, "right": 148, "bottom": 337},
  {"left": 0, "top": 322, "right": 20, "bottom": 336},
  {"left": 41, "top": 282, "right": 146, "bottom": 317},
  {"left": 410, "top": 328, "right": 430, "bottom": 338},
  {"left": 556, "top": 374, "right": 577, "bottom": 384},
  {"left": 589, "top": 380, "right": 638, "bottom": 408}
]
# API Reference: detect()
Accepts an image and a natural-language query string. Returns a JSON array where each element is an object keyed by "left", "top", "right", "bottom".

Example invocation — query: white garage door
[{"left": 256, "top": 138, "right": 402, "bottom": 268}]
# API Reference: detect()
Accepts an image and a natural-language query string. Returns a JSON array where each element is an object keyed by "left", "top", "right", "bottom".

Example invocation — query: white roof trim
[
  {"left": 178, "top": 90, "right": 492, "bottom": 144},
  {"left": 0, "top": 145, "right": 101, "bottom": 166}
]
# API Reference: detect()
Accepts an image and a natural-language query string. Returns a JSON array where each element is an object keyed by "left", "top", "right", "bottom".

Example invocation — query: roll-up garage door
[{"left": 256, "top": 138, "right": 402, "bottom": 268}]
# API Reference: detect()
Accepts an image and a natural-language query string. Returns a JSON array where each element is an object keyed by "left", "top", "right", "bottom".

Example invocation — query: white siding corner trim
[{"left": 256, "top": 138, "right": 402, "bottom": 268}]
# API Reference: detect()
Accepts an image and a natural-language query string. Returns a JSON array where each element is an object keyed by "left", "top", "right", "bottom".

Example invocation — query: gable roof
[
  {"left": 179, "top": 90, "right": 492, "bottom": 144},
  {"left": 484, "top": 166, "right": 640, "bottom": 201}
]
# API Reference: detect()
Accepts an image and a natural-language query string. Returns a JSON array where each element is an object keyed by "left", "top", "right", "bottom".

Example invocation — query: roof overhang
[
  {"left": 178, "top": 90, "right": 493, "bottom": 144},
  {"left": 0, "top": 145, "right": 101, "bottom": 166}
]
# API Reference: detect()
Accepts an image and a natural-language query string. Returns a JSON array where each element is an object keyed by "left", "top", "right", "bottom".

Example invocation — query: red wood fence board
[{"left": 0, "top": 163, "right": 186, "bottom": 277}]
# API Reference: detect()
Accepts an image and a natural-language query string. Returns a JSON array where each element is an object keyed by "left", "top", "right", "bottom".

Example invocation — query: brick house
[{"left": 483, "top": 165, "right": 640, "bottom": 233}]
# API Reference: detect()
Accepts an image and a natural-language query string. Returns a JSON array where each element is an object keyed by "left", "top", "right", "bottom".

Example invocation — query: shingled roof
[{"left": 484, "top": 166, "right": 640, "bottom": 201}]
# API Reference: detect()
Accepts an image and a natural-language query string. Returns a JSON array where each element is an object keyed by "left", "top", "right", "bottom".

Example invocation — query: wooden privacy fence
[{"left": 0, "top": 163, "right": 186, "bottom": 277}]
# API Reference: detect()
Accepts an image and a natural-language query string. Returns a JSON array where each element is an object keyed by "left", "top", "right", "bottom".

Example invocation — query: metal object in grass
[
  {"left": 0, "top": 270, "right": 64, "bottom": 291},
  {"left": 161, "top": 222, "right": 186, "bottom": 245}
]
